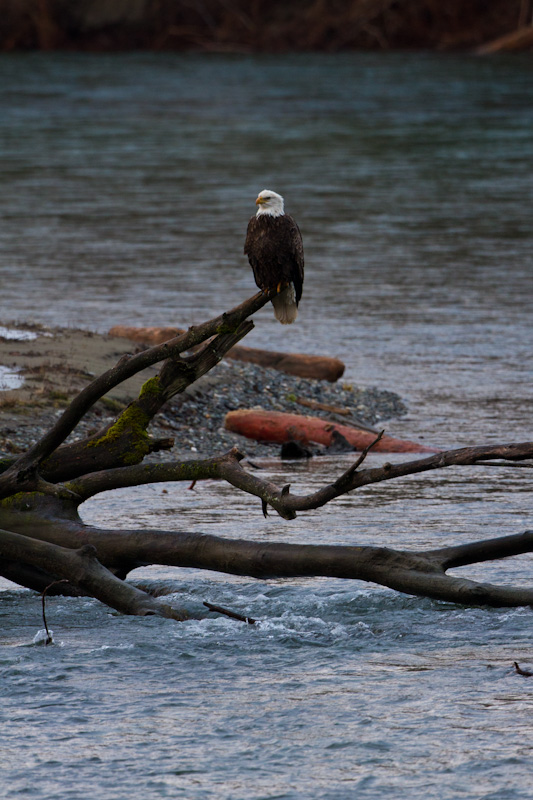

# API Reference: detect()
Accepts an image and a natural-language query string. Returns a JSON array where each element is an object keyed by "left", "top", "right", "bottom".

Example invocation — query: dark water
[{"left": 1, "top": 53, "right": 533, "bottom": 799}]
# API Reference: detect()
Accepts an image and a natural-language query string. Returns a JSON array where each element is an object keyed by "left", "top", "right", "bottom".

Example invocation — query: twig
[
  {"left": 350, "top": 429, "right": 385, "bottom": 471},
  {"left": 296, "top": 396, "right": 352, "bottom": 415},
  {"left": 203, "top": 600, "right": 256, "bottom": 624},
  {"left": 338, "top": 429, "right": 385, "bottom": 484},
  {"left": 41, "top": 579, "right": 69, "bottom": 644}
]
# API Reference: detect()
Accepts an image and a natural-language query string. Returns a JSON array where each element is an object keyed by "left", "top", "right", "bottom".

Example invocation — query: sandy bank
[{"left": 0, "top": 322, "right": 157, "bottom": 455}]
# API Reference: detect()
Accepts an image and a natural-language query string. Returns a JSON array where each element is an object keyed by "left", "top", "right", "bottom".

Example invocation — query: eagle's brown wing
[{"left": 245, "top": 214, "right": 304, "bottom": 305}]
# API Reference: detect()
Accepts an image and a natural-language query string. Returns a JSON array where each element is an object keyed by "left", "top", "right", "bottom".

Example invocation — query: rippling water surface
[{"left": 1, "top": 53, "right": 532, "bottom": 799}]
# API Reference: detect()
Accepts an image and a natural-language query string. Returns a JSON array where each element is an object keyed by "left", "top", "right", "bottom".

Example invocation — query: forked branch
[{"left": 0, "top": 290, "right": 274, "bottom": 495}]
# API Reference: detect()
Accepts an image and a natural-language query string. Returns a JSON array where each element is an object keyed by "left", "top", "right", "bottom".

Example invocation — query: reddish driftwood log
[
  {"left": 108, "top": 326, "right": 345, "bottom": 382},
  {"left": 108, "top": 325, "right": 185, "bottom": 344},
  {"left": 225, "top": 345, "right": 345, "bottom": 382},
  {"left": 224, "top": 409, "right": 438, "bottom": 453}
]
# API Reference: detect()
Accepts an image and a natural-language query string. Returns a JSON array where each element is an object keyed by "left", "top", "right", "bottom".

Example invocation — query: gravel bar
[{"left": 0, "top": 348, "right": 406, "bottom": 461}]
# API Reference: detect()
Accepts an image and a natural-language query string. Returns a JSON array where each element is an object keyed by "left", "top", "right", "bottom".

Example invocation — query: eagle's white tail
[{"left": 272, "top": 284, "right": 298, "bottom": 324}]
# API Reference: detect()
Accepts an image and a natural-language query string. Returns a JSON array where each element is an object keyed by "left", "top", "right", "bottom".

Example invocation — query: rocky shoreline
[
  {"left": 0, "top": 323, "right": 406, "bottom": 461},
  {"left": 156, "top": 359, "right": 407, "bottom": 458}
]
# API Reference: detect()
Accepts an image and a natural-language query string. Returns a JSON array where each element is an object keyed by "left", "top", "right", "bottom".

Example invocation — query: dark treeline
[{"left": 0, "top": 0, "right": 527, "bottom": 52}]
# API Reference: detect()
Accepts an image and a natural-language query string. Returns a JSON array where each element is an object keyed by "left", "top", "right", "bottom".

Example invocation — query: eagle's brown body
[{"left": 244, "top": 211, "right": 304, "bottom": 324}]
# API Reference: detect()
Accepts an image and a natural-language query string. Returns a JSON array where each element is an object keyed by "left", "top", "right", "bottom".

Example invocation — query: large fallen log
[
  {"left": 225, "top": 409, "right": 439, "bottom": 453},
  {"left": 108, "top": 325, "right": 345, "bottom": 382},
  {"left": 2, "top": 290, "right": 532, "bottom": 615}
]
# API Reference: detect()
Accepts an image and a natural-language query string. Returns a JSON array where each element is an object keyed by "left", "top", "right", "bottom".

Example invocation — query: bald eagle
[{"left": 244, "top": 189, "right": 304, "bottom": 324}]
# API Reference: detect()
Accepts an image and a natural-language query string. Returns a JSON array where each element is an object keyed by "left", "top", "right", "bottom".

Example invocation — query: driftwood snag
[
  {"left": 514, "top": 662, "right": 533, "bottom": 677},
  {"left": 1, "top": 291, "right": 533, "bottom": 622}
]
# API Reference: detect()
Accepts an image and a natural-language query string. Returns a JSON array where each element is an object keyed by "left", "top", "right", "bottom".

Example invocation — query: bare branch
[
  {"left": 41, "top": 580, "right": 69, "bottom": 643},
  {"left": 285, "top": 441, "right": 533, "bottom": 513},
  {"left": 4, "top": 505, "right": 533, "bottom": 609},
  {"left": 67, "top": 452, "right": 235, "bottom": 501},
  {"left": 423, "top": 530, "right": 533, "bottom": 571},
  {"left": 156, "top": 320, "right": 254, "bottom": 403},
  {"left": 514, "top": 662, "right": 533, "bottom": 677},
  {"left": 66, "top": 442, "right": 533, "bottom": 525},
  {"left": 203, "top": 601, "right": 256, "bottom": 624}
]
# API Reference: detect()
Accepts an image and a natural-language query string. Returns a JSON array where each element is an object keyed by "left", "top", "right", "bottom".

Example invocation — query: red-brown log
[
  {"left": 108, "top": 325, "right": 185, "bottom": 344},
  {"left": 225, "top": 345, "right": 345, "bottom": 382},
  {"left": 224, "top": 409, "right": 439, "bottom": 453},
  {"left": 108, "top": 326, "right": 345, "bottom": 382}
]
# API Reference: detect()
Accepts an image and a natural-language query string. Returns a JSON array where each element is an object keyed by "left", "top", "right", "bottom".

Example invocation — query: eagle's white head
[{"left": 255, "top": 189, "right": 285, "bottom": 217}]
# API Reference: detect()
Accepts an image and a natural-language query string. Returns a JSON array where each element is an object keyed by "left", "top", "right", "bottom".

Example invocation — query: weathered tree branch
[
  {"left": 67, "top": 454, "right": 233, "bottom": 502},
  {"left": 27, "top": 319, "right": 256, "bottom": 486},
  {"left": 0, "top": 290, "right": 273, "bottom": 496},
  {"left": 6, "top": 519, "right": 533, "bottom": 608},
  {"left": 283, "top": 441, "right": 533, "bottom": 513},
  {"left": 64, "top": 441, "right": 532, "bottom": 518},
  {"left": 3, "top": 481, "right": 533, "bottom": 609}
]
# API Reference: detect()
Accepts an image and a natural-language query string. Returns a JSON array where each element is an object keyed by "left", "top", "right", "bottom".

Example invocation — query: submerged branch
[
  {"left": 41, "top": 580, "right": 69, "bottom": 643},
  {"left": 203, "top": 601, "right": 256, "bottom": 624}
]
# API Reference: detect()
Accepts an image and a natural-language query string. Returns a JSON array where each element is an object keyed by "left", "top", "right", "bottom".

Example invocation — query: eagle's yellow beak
[{"left": 255, "top": 196, "right": 266, "bottom": 205}]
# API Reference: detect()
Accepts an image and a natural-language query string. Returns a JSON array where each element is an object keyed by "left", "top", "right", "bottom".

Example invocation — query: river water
[{"left": 1, "top": 53, "right": 532, "bottom": 799}]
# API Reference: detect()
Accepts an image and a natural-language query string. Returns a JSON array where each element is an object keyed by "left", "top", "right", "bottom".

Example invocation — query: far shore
[{"left": 0, "top": 1, "right": 527, "bottom": 55}]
